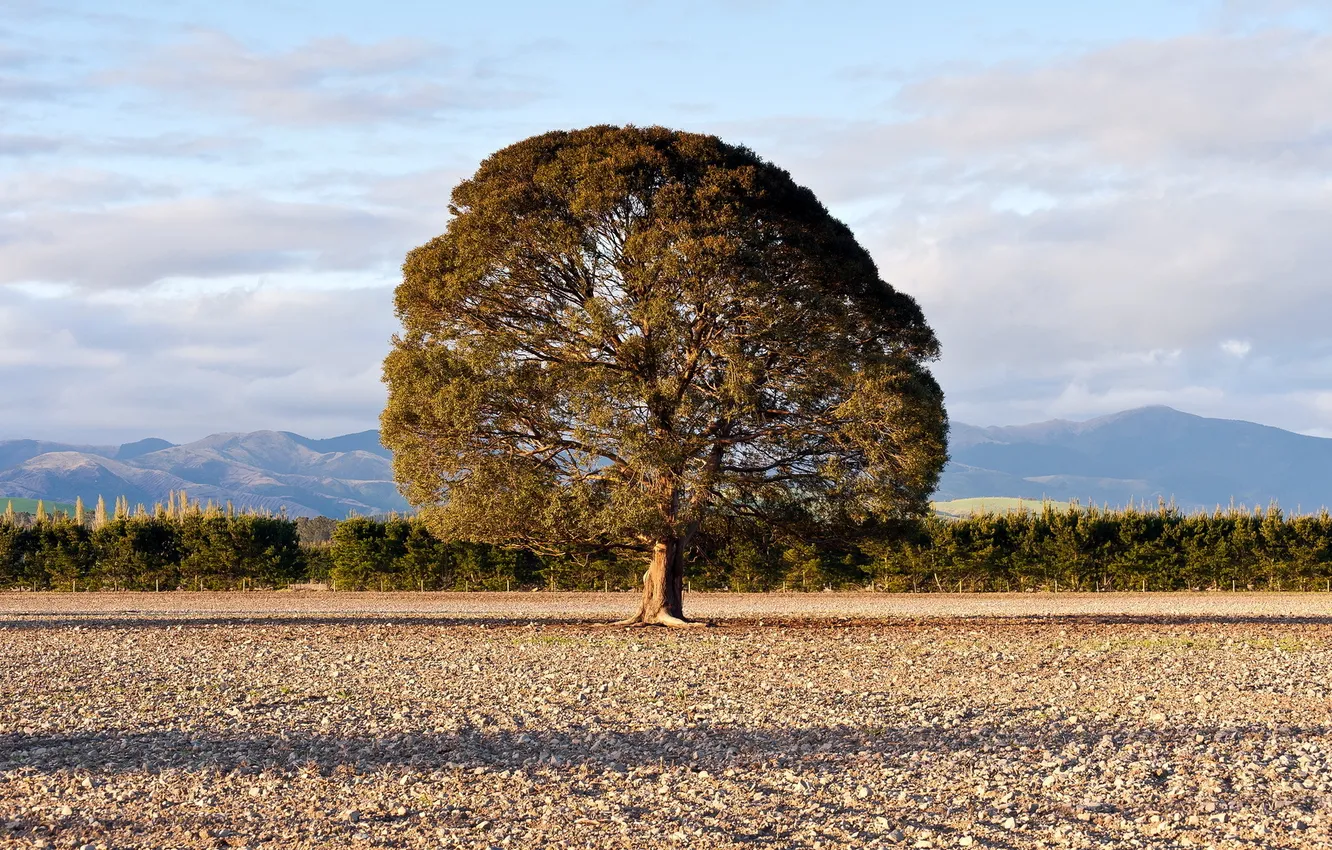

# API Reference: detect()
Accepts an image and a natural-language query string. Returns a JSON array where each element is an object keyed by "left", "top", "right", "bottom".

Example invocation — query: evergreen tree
[{"left": 382, "top": 125, "right": 948, "bottom": 625}]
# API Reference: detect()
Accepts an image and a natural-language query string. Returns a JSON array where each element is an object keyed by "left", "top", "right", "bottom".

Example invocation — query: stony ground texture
[{"left": 1, "top": 593, "right": 1330, "bottom": 849}]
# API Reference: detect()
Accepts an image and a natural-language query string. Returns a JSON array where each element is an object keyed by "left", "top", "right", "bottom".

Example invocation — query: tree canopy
[{"left": 381, "top": 125, "right": 948, "bottom": 624}]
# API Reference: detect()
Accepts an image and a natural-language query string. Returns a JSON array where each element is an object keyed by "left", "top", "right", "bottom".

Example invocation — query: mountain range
[
  {"left": 0, "top": 430, "right": 408, "bottom": 518},
  {"left": 939, "top": 405, "right": 1332, "bottom": 512},
  {"left": 3, "top": 406, "right": 1331, "bottom": 517}
]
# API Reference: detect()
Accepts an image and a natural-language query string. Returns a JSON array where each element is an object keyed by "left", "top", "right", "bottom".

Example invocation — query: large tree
[{"left": 381, "top": 125, "right": 948, "bottom": 625}]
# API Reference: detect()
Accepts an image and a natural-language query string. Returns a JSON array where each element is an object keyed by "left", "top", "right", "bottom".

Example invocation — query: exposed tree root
[
  {"left": 649, "top": 613, "right": 708, "bottom": 628},
  {"left": 605, "top": 610, "right": 709, "bottom": 628}
]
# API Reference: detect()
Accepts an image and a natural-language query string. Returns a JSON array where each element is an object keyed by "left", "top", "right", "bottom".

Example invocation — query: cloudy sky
[{"left": 4, "top": 0, "right": 1332, "bottom": 442}]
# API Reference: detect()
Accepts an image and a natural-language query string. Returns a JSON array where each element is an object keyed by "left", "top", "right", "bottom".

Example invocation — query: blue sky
[{"left": 4, "top": 0, "right": 1332, "bottom": 442}]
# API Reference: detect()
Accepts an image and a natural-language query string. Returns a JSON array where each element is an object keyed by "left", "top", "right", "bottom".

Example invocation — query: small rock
[
  {"left": 345, "top": 809, "right": 361, "bottom": 823},
  {"left": 887, "top": 828, "right": 906, "bottom": 842},
  {"left": 1001, "top": 817, "right": 1016, "bottom": 829},
  {"left": 58, "top": 805, "right": 73, "bottom": 816},
  {"left": 856, "top": 784, "right": 870, "bottom": 799}
]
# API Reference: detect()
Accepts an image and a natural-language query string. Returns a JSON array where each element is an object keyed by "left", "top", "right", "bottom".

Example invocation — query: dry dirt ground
[{"left": 2, "top": 592, "right": 1331, "bottom": 849}]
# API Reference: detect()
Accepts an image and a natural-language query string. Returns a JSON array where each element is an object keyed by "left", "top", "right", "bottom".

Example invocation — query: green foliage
[
  {"left": 178, "top": 513, "right": 303, "bottom": 589},
  {"left": 301, "top": 543, "right": 333, "bottom": 584},
  {"left": 329, "top": 517, "right": 402, "bottom": 589},
  {"left": 329, "top": 517, "right": 535, "bottom": 590},
  {"left": 29, "top": 519, "right": 94, "bottom": 587},
  {"left": 0, "top": 519, "right": 27, "bottom": 587},
  {"left": 1, "top": 501, "right": 1331, "bottom": 592},
  {"left": 382, "top": 125, "right": 949, "bottom": 561},
  {"left": 870, "top": 503, "right": 1332, "bottom": 592},
  {"left": 93, "top": 517, "right": 180, "bottom": 589},
  {"left": 0, "top": 506, "right": 302, "bottom": 590},
  {"left": 294, "top": 516, "right": 337, "bottom": 544}
]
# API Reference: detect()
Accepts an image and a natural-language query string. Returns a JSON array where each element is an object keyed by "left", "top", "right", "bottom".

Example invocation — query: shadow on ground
[
  {"left": 4, "top": 613, "right": 1332, "bottom": 630},
  {"left": 5, "top": 716, "right": 1325, "bottom": 848}
]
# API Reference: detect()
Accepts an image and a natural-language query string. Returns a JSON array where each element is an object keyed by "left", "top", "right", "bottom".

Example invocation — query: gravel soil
[{"left": 2, "top": 592, "right": 1331, "bottom": 849}]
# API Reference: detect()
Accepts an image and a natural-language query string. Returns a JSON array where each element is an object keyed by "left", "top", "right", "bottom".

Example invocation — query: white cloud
[
  {"left": 1221, "top": 339, "right": 1253, "bottom": 357},
  {"left": 0, "top": 285, "right": 398, "bottom": 442},
  {"left": 891, "top": 32, "right": 1332, "bottom": 169},
  {"left": 730, "top": 28, "right": 1332, "bottom": 434},
  {"left": 0, "top": 168, "right": 176, "bottom": 208},
  {"left": 7, "top": 15, "right": 1332, "bottom": 441},
  {"left": 111, "top": 31, "right": 538, "bottom": 126},
  {"left": 0, "top": 195, "right": 421, "bottom": 290}
]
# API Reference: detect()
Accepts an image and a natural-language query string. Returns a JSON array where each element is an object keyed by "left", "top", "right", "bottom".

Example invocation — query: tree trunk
[{"left": 615, "top": 537, "right": 702, "bottom": 627}]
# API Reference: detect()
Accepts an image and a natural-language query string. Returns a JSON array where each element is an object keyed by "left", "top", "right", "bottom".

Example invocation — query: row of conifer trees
[
  {"left": 4, "top": 499, "right": 1332, "bottom": 591},
  {"left": 7, "top": 490, "right": 268, "bottom": 528},
  {"left": 868, "top": 503, "right": 1332, "bottom": 593},
  {"left": 0, "top": 494, "right": 303, "bottom": 590}
]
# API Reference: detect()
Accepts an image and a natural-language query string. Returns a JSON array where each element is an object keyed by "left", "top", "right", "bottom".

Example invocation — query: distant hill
[
  {"left": 6, "top": 406, "right": 1330, "bottom": 519},
  {"left": 938, "top": 406, "right": 1332, "bottom": 512},
  {"left": 0, "top": 437, "right": 179, "bottom": 469},
  {"left": 0, "top": 430, "right": 408, "bottom": 519}
]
